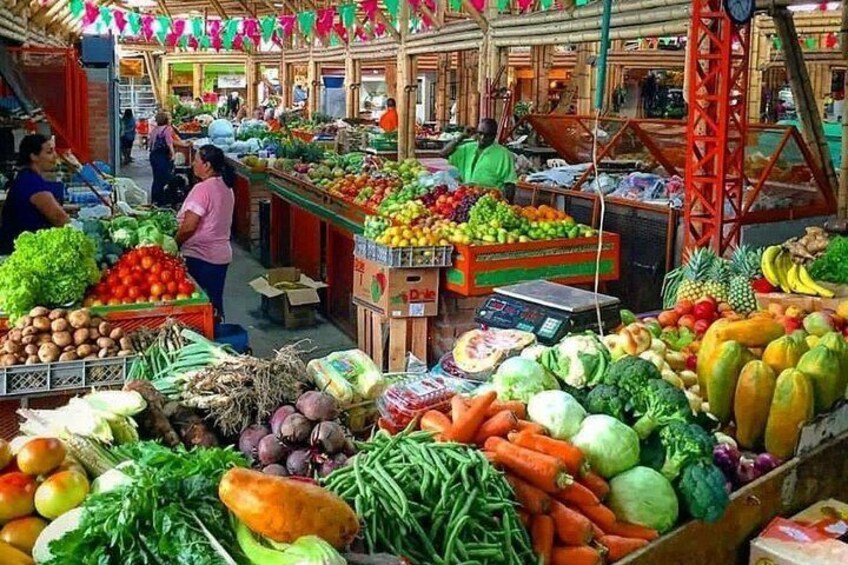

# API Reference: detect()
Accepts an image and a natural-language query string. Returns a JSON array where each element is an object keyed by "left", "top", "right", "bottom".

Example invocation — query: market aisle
[{"left": 120, "top": 147, "right": 356, "bottom": 359}]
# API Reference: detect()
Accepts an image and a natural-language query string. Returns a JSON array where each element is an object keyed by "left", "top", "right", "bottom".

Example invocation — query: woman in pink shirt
[{"left": 175, "top": 145, "right": 235, "bottom": 319}]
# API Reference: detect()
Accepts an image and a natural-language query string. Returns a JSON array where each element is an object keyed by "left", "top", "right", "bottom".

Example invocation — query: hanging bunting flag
[
  {"left": 127, "top": 12, "right": 141, "bottom": 35},
  {"left": 200, "top": 35, "right": 211, "bottom": 49},
  {"left": 191, "top": 17, "right": 204, "bottom": 37},
  {"left": 155, "top": 15, "right": 170, "bottom": 43},
  {"left": 242, "top": 18, "right": 260, "bottom": 44},
  {"left": 407, "top": 0, "right": 421, "bottom": 10},
  {"left": 449, "top": 0, "right": 461, "bottom": 11},
  {"left": 497, "top": 0, "right": 509, "bottom": 10},
  {"left": 361, "top": 0, "right": 379, "bottom": 20},
  {"left": 70, "top": 0, "right": 84, "bottom": 18},
  {"left": 826, "top": 32, "right": 838, "bottom": 49},
  {"left": 805, "top": 36, "right": 817, "bottom": 49},
  {"left": 374, "top": 21, "right": 385, "bottom": 36},
  {"left": 223, "top": 18, "right": 239, "bottom": 39},
  {"left": 517, "top": 0, "right": 533, "bottom": 11},
  {"left": 334, "top": 22, "right": 348, "bottom": 42},
  {"left": 260, "top": 15, "right": 276, "bottom": 42},
  {"left": 83, "top": 1, "right": 99, "bottom": 27},
  {"left": 469, "top": 0, "right": 486, "bottom": 11},
  {"left": 114, "top": 9, "right": 127, "bottom": 34},
  {"left": 316, "top": 7, "right": 335, "bottom": 37},
  {"left": 241, "top": 36, "right": 253, "bottom": 51},
  {"left": 172, "top": 18, "right": 186, "bottom": 38},
  {"left": 178, "top": 35, "right": 189, "bottom": 48},
  {"left": 211, "top": 34, "right": 222, "bottom": 51},
  {"left": 339, "top": 3, "right": 356, "bottom": 28},
  {"left": 208, "top": 19, "right": 222, "bottom": 40},
  {"left": 298, "top": 11, "right": 316, "bottom": 36},
  {"left": 188, "top": 36, "right": 199, "bottom": 49},
  {"left": 355, "top": 25, "right": 368, "bottom": 41},
  {"left": 141, "top": 14, "right": 155, "bottom": 41},
  {"left": 98, "top": 6, "right": 113, "bottom": 28},
  {"left": 384, "top": 0, "right": 400, "bottom": 17},
  {"left": 280, "top": 14, "right": 296, "bottom": 36},
  {"left": 540, "top": 0, "right": 553, "bottom": 9},
  {"left": 222, "top": 33, "right": 234, "bottom": 50}
]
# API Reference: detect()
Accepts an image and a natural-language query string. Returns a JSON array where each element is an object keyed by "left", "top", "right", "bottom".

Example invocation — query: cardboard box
[
  {"left": 352, "top": 257, "right": 439, "bottom": 318},
  {"left": 249, "top": 267, "right": 327, "bottom": 329},
  {"left": 749, "top": 500, "right": 848, "bottom": 565}
]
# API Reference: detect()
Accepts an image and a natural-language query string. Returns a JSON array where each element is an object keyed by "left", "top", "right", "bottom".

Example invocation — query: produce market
[{"left": 4, "top": 0, "right": 848, "bottom": 564}]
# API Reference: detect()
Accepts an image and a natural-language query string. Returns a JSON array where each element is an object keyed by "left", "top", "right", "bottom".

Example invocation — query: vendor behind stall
[
  {"left": 175, "top": 145, "right": 235, "bottom": 320},
  {"left": 0, "top": 134, "right": 69, "bottom": 254},
  {"left": 379, "top": 98, "right": 399, "bottom": 132},
  {"left": 440, "top": 118, "right": 517, "bottom": 202}
]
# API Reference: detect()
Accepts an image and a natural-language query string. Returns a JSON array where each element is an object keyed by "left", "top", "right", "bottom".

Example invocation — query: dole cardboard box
[
  {"left": 749, "top": 500, "right": 848, "bottom": 565},
  {"left": 352, "top": 256, "right": 439, "bottom": 318},
  {"left": 249, "top": 267, "right": 328, "bottom": 328}
]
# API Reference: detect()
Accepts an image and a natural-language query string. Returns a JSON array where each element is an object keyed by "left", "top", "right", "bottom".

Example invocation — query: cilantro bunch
[{"left": 0, "top": 227, "right": 100, "bottom": 320}]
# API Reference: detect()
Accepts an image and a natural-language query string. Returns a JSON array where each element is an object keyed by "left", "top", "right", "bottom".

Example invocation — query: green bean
[{"left": 444, "top": 514, "right": 470, "bottom": 564}]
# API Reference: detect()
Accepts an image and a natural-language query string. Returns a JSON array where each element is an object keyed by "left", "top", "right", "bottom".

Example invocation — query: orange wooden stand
[{"left": 356, "top": 303, "right": 428, "bottom": 372}]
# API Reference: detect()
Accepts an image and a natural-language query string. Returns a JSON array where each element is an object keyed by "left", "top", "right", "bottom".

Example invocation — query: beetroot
[
  {"left": 279, "top": 413, "right": 312, "bottom": 444},
  {"left": 311, "top": 421, "right": 347, "bottom": 454},
  {"left": 319, "top": 453, "right": 349, "bottom": 477},
  {"left": 262, "top": 464, "right": 289, "bottom": 476},
  {"left": 270, "top": 405, "right": 297, "bottom": 436},
  {"left": 286, "top": 448, "right": 312, "bottom": 476},
  {"left": 257, "top": 434, "right": 287, "bottom": 465},
  {"left": 238, "top": 424, "right": 270, "bottom": 460},
  {"left": 296, "top": 391, "right": 339, "bottom": 421}
]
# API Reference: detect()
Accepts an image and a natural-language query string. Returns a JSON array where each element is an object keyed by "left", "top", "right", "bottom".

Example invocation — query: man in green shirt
[{"left": 441, "top": 118, "right": 517, "bottom": 202}]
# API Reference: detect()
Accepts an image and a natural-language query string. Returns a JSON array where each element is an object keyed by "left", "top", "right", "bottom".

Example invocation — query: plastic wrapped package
[{"left": 306, "top": 349, "right": 387, "bottom": 406}]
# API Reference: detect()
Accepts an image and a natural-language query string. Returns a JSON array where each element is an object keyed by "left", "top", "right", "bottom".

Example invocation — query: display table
[{"left": 230, "top": 162, "right": 273, "bottom": 253}]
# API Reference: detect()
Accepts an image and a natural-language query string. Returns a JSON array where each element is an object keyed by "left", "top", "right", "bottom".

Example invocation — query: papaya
[
  {"left": 705, "top": 340, "right": 746, "bottom": 424},
  {"left": 734, "top": 361, "right": 776, "bottom": 449},
  {"left": 713, "top": 318, "right": 785, "bottom": 348},
  {"left": 765, "top": 369, "right": 814, "bottom": 459},
  {"left": 762, "top": 333, "right": 809, "bottom": 375},
  {"left": 0, "top": 540, "right": 33, "bottom": 565},
  {"left": 817, "top": 332, "right": 848, "bottom": 376},
  {"left": 218, "top": 467, "right": 359, "bottom": 549},
  {"left": 696, "top": 319, "right": 731, "bottom": 401},
  {"left": 796, "top": 345, "right": 845, "bottom": 413}
]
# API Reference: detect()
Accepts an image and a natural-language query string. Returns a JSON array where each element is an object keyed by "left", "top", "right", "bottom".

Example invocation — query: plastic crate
[
  {"left": 354, "top": 234, "right": 453, "bottom": 268},
  {"left": 0, "top": 356, "right": 133, "bottom": 398}
]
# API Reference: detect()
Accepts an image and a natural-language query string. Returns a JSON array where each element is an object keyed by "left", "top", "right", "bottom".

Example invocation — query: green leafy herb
[
  {"left": 45, "top": 441, "right": 247, "bottom": 565},
  {"left": 809, "top": 236, "right": 848, "bottom": 284}
]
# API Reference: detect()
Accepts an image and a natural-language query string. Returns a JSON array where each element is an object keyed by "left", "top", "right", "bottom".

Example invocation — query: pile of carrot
[{"left": 418, "top": 392, "right": 657, "bottom": 565}]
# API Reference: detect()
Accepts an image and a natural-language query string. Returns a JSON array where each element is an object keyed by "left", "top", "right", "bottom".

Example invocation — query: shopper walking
[
  {"left": 120, "top": 109, "right": 136, "bottom": 166},
  {"left": 148, "top": 112, "right": 189, "bottom": 206},
  {"left": 0, "top": 134, "right": 69, "bottom": 253},
  {"left": 175, "top": 145, "right": 235, "bottom": 320}
]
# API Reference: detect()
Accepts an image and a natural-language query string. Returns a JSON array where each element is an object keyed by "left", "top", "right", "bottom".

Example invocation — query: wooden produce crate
[
  {"left": 444, "top": 232, "right": 621, "bottom": 296},
  {"left": 756, "top": 291, "right": 848, "bottom": 313},
  {"left": 356, "top": 303, "right": 429, "bottom": 372},
  {"left": 291, "top": 129, "right": 314, "bottom": 143}
]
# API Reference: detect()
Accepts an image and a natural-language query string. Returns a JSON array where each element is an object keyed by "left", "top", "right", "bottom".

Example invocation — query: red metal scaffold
[{"left": 684, "top": 0, "right": 751, "bottom": 255}]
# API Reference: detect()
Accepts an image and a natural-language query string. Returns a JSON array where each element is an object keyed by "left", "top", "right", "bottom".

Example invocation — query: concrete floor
[{"left": 118, "top": 148, "right": 356, "bottom": 360}]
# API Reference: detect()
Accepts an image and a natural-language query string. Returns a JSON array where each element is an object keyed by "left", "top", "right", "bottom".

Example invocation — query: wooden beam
[
  {"left": 208, "top": 0, "right": 228, "bottom": 20},
  {"left": 419, "top": 3, "right": 438, "bottom": 28},
  {"left": 48, "top": 10, "right": 76, "bottom": 34},
  {"left": 34, "top": 0, "right": 68, "bottom": 28},
  {"left": 155, "top": 0, "right": 171, "bottom": 18},
  {"left": 459, "top": 0, "right": 488, "bottom": 33},
  {"left": 374, "top": 9, "right": 401, "bottom": 42},
  {"left": 142, "top": 51, "right": 163, "bottom": 107},
  {"left": 234, "top": 0, "right": 256, "bottom": 18}
]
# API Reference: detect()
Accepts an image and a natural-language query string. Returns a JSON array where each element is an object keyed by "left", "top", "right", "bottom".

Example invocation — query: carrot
[
  {"left": 554, "top": 481, "right": 599, "bottom": 507},
  {"left": 420, "top": 410, "right": 451, "bottom": 434},
  {"left": 486, "top": 400, "right": 527, "bottom": 419},
  {"left": 445, "top": 391, "right": 497, "bottom": 443},
  {"left": 549, "top": 500, "right": 593, "bottom": 546},
  {"left": 516, "top": 420, "right": 547, "bottom": 435},
  {"left": 517, "top": 510, "right": 531, "bottom": 528},
  {"left": 590, "top": 520, "right": 605, "bottom": 541},
  {"left": 507, "top": 432, "right": 587, "bottom": 476},
  {"left": 599, "top": 535, "right": 649, "bottom": 562},
  {"left": 505, "top": 474, "right": 552, "bottom": 515},
  {"left": 473, "top": 410, "right": 519, "bottom": 444},
  {"left": 451, "top": 395, "right": 468, "bottom": 422},
  {"left": 577, "top": 471, "right": 610, "bottom": 501},
  {"left": 551, "top": 546, "right": 603, "bottom": 565},
  {"left": 605, "top": 521, "right": 659, "bottom": 541},
  {"left": 484, "top": 437, "right": 572, "bottom": 492},
  {"left": 576, "top": 503, "right": 617, "bottom": 534},
  {"left": 531, "top": 515, "right": 555, "bottom": 565}
]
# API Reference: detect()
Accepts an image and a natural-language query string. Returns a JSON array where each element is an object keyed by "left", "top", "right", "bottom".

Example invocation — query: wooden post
[
  {"left": 841, "top": 2, "right": 848, "bottom": 217},
  {"left": 531, "top": 45, "right": 553, "bottom": 113},
  {"left": 307, "top": 54, "right": 320, "bottom": 117},
  {"left": 467, "top": 50, "right": 480, "bottom": 127},
  {"left": 192, "top": 63, "right": 204, "bottom": 100},
  {"left": 574, "top": 43, "right": 592, "bottom": 115},
  {"left": 435, "top": 53, "right": 450, "bottom": 129},
  {"left": 397, "top": 0, "right": 416, "bottom": 159},
  {"left": 159, "top": 57, "right": 170, "bottom": 109},
  {"left": 245, "top": 57, "right": 257, "bottom": 112},
  {"left": 385, "top": 62, "right": 398, "bottom": 101},
  {"left": 282, "top": 61, "right": 293, "bottom": 108},
  {"left": 773, "top": 9, "right": 839, "bottom": 200},
  {"left": 748, "top": 20, "right": 766, "bottom": 122},
  {"left": 345, "top": 55, "right": 361, "bottom": 119}
]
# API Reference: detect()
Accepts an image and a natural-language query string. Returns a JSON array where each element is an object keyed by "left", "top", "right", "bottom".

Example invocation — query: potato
[
  {"left": 119, "top": 337, "right": 132, "bottom": 351},
  {"left": 89, "top": 317, "right": 103, "bottom": 329},
  {"left": 118, "top": 350, "right": 133, "bottom": 357},
  {"left": 28, "top": 306, "right": 49, "bottom": 318},
  {"left": 48, "top": 308, "right": 67, "bottom": 321},
  {"left": 62, "top": 345, "right": 75, "bottom": 353},
  {"left": 32, "top": 317, "right": 51, "bottom": 332},
  {"left": 97, "top": 348, "right": 110, "bottom": 359},
  {"left": 24, "top": 355, "right": 39, "bottom": 365},
  {"left": 96, "top": 337, "right": 115, "bottom": 350},
  {"left": 0, "top": 353, "right": 17, "bottom": 366},
  {"left": 109, "top": 328, "right": 124, "bottom": 340},
  {"left": 3, "top": 340, "right": 20, "bottom": 355},
  {"left": 15, "top": 316, "right": 31, "bottom": 330},
  {"left": 58, "top": 351, "right": 78, "bottom": 362},
  {"left": 21, "top": 335, "right": 35, "bottom": 346},
  {"left": 89, "top": 328, "right": 101, "bottom": 340},
  {"left": 98, "top": 322, "right": 112, "bottom": 338},
  {"left": 84, "top": 354, "right": 98, "bottom": 360},
  {"left": 73, "top": 328, "right": 90, "bottom": 346},
  {"left": 67, "top": 309, "right": 91, "bottom": 330},
  {"left": 24, "top": 344, "right": 38, "bottom": 356},
  {"left": 52, "top": 331, "right": 72, "bottom": 348},
  {"left": 37, "top": 334, "right": 53, "bottom": 345},
  {"left": 37, "top": 343, "right": 60, "bottom": 363},
  {"left": 50, "top": 318, "right": 69, "bottom": 333},
  {"left": 21, "top": 326, "right": 37, "bottom": 337},
  {"left": 76, "top": 344, "right": 93, "bottom": 358},
  {"left": 7, "top": 329, "right": 22, "bottom": 343}
]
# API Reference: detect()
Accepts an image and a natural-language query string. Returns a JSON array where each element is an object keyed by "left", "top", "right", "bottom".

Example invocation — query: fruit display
[
  {"left": 0, "top": 307, "right": 133, "bottom": 366},
  {"left": 380, "top": 158, "right": 426, "bottom": 184},
  {"left": 85, "top": 246, "right": 198, "bottom": 306}
]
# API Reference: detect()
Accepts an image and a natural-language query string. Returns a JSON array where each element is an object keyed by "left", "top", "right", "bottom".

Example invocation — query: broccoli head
[
  {"left": 639, "top": 431, "right": 667, "bottom": 472},
  {"left": 601, "top": 356, "right": 662, "bottom": 402},
  {"left": 585, "top": 384, "right": 629, "bottom": 422},
  {"left": 677, "top": 461, "right": 730, "bottom": 523},
  {"left": 631, "top": 380, "right": 693, "bottom": 440},
  {"left": 657, "top": 420, "right": 715, "bottom": 480}
]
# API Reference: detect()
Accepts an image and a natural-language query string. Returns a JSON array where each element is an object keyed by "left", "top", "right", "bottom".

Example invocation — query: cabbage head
[
  {"left": 608, "top": 466, "right": 679, "bottom": 533},
  {"left": 540, "top": 333, "right": 610, "bottom": 389},
  {"left": 527, "top": 390, "right": 586, "bottom": 440},
  {"left": 492, "top": 357, "right": 559, "bottom": 403},
  {"left": 570, "top": 414, "right": 639, "bottom": 478}
]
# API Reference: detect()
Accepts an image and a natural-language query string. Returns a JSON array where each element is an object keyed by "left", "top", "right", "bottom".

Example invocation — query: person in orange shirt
[{"left": 379, "top": 98, "right": 399, "bottom": 132}]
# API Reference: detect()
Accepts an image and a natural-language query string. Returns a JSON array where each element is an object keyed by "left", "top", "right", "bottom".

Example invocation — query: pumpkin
[
  {"left": 796, "top": 345, "right": 845, "bottom": 414},
  {"left": 762, "top": 332, "right": 809, "bottom": 375},
  {"left": 705, "top": 340, "right": 746, "bottom": 424},
  {"left": 764, "top": 369, "right": 814, "bottom": 459},
  {"left": 218, "top": 467, "right": 359, "bottom": 548},
  {"left": 734, "top": 361, "right": 776, "bottom": 449}
]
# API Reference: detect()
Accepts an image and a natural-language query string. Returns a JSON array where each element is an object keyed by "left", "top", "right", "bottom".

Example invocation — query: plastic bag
[
  {"left": 306, "top": 349, "right": 386, "bottom": 406},
  {"left": 419, "top": 170, "right": 460, "bottom": 191}
]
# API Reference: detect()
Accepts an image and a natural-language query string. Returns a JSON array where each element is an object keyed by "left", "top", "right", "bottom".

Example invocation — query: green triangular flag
[
  {"left": 339, "top": 3, "right": 356, "bottom": 28},
  {"left": 449, "top": 0, "right": 461, "bottom": 11},
  {"left": 223, "top": 34, "right": 234, "bottom": 50},
  {"left": 805, "top": 36, "right": 817, "bottom": 49},
  {"left": 99, "top": 6, "right": 113, "bottom": 28},
  {"left": 179, "top": 36, "right": 189, "bottom": 48},
  {"left": 772, "top": 36, "right": 781, "bottom": 50},
  {"left": 70, "top": 0, "right": 83, "bottom": 18},
  {"left": 156, "top": 15, "right": 170, "bottom": 43},
  {"left": 410, "top": 16, "right": 419, "bottom": 30},
  {"left": 242, "top": 36, "right": 254, "bottom": 51},
  {"left": 497, "top": 0, "right": 509, "bottom": 10},
  {"left": 298, "top": 11, "right": 315, "bottom": 36},
  {"left": 384, "top": 0, "right": 399, "bottom": 17},
  {"left": 540, "top": 0, "right": 552, "bottom": 9},
  {"left": 199, "top": 35, "right": 211, "bottom": 49},
  {"left": 223, "top": 19, "right": 239, "bottom": 38},
  {"left": 127, "top": 12, "right": 141, "bottom": 35},
  {"left": 330, "top": 34, "right": 339, "bottom": 47},
  {"left": 260, "top": 16, "right": 276, "bottom": 42},
  {"left": 191, "top": 17, "right": 203, "bottom": 37}
]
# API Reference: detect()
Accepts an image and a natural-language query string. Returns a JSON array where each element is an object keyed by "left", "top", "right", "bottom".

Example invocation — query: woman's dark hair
[
  {"left": 17, "top": 134, "right": 51, "bottom": 167},
  {"left": 198, "top": 144, "right": 235, "bottom": 187},
  {"left": 123, "top": 109, "right": 134, "bottom": 120}
]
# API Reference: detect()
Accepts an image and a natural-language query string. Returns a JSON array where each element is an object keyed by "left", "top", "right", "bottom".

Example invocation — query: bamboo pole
[
  {"left": 773, "top": 9, "right": 839, "bottom": 202},
  {"left": 345, "top": 56, "right": 361, "bottom": 119},
  {"left": 397, "top": 0, "right": 415, "bottom": 159},
  {"left": 494, "top": 21, "right": 689, "bottom": 47},
  {"left": 841, "top": 1, "right": 848, "bottom": 218},
  {"left": 493, "top": 6, "right": 691, "bottom": 37},
  {"left": 494, "top": 0, "right": 688, "bottom": 29},
  {"left": 435, "top": 53, "right": 449, "bottom": 128},
  {"left": 192, "top": 64, "right": 203, "bottom": 100}
]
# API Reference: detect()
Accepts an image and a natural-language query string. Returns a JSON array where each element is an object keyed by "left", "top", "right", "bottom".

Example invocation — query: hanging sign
[{"left": 218, "top": 75, "right": 247, "bottom": 88}]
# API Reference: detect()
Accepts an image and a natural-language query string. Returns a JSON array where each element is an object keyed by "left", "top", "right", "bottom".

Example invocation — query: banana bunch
[{"left": 761, "top": 245, "right": 834, "bottom": 298}]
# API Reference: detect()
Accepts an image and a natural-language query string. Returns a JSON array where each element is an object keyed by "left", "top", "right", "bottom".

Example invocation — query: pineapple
[
  {"left": 728, "top": 245, "right": 760, "bottom": 314},
  {"left": 703, "top": 257, "right": 731, "bottom": 303},
  {"left": 675, "top": 248, "right": 717, "bottom": 302}
]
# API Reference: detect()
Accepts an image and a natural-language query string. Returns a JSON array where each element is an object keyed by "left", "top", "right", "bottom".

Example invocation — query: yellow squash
[
  {"left": 764, "top": 369, "right": 814, "bottom": 459},
  {"left": 733, "top": 361, "right": 776, "bottom": 449}
]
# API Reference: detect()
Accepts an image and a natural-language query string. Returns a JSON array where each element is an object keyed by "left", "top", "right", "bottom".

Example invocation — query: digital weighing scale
[{"left": 474, "top": 281, "right": 621, "bottom": 345}]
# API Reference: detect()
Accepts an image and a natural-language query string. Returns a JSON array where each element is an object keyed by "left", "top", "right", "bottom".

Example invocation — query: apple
[
  {"left": 0, "top": 472, "right": 36, "bottom": 523},
  {"left": 34, "top": 471, "right": 90, "bottom": 520},
  {"left": 693, "top": 318, "right": 711, "bottom": 336},
  {"left": 674, "top": 299, "right": 694, "bottom": 317}
]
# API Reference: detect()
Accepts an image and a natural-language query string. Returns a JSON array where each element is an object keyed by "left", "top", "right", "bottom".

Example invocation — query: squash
[
  {"left": 764, "top": 369, "right": 814, "bottom": 459},
  {"left": 796, "top": 345, "right": 845, "bottom": 414},
  {"left": 714, "top": 318, "right": 785, "bottom": 348},
  {"left": 218, "top": 467, "right": 359, "bottom": 548},
  {"left": 733, "top": 361, "right": 776, "bottom": 449},
  {"left": 0, "top": 540, "right": 33, "bottom": 565},
  {"left": 705, "top": 340, "right": 746, "bottom": 424},
  {"left": 762, "top": 333, "right": 809, "bottom": 375}
]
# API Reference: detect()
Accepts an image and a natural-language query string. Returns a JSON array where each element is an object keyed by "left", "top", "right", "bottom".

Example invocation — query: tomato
[
  {"left": 127, "top": 286, "right": 140, "bottom": 300},
  {"left": 150, "top": 283, "right": 164, "bottom": 297},
  {"left": 175, "top": 293, "right": 190, "bottom": 300},
  {"left": 136, "top": 247, "right": 150, "bottom": 257},
  {"left": 166, "top": 281, "right": 178, "bottom": 294},
  {"left": 135, "top": 297, "right": 147, "bottom": 304},
  {"left": 161, "top": 294, "right": 174, "bottom": 302},
  {"left": 159, "top": 270, "right": 173, "bottom": 283},
  {"left": 91, "top": 299, "right": 104, "bottom": 307},
  {"left": 122, "top": 297, "right": 134, "bottom": 304},
  {"left": 117, "top": 267, "right": 131, "bottom": 280},
  {"left": 107, "top": 298, "right": 121, "bottom": 306},
  {"left": 146, "top": 274, "right": 160, "bottom": 286},
  {"left": 107, "top": 274, "right": 121, "bottom": 287},
  {"left": 174, "top": 267, "right": 187, "bottom": 280},
  {"left": 132, "top": 265, "right": 144, "bottom": 274},
  {"left": 113, "top": 285, "right": 127, "bottom": 299},
  {"left": 149, "top": 264, "right": 162, "bottom": 275},
  {"left": 123, "top": 252, "right": 140, "bottom": 267},
  {"left": 141, "top": 256, "right": 155, "bottom": 270},
  {"left": 121, "top": 276, "right": 134, "bottom": 288},
  {"left": 177, "top": 281, "right": 194, "bottom": 295},
  {"left": 83, "top": 298, "right": 94, "bottom": 307}
]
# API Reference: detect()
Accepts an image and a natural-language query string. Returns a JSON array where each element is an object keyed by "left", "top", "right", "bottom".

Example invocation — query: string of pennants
[{"left": 70, "top": 0, "right": 592, "bottom": 51}]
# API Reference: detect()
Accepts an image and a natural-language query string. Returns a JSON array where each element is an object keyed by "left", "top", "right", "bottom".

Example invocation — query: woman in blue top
[
  {"left": 120, "top": 109, "right": 137, "bottom": 166},
  {"left": 0, "top": 134, "right": 69, "bottom": 254}
]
